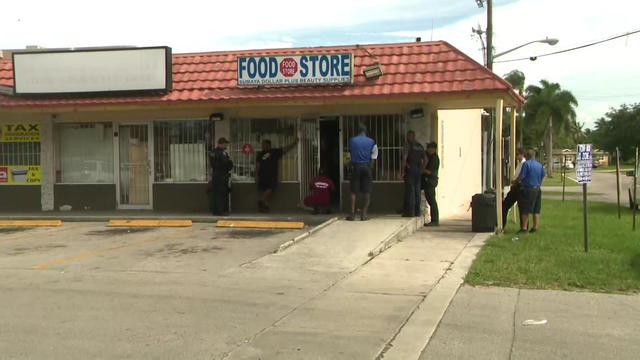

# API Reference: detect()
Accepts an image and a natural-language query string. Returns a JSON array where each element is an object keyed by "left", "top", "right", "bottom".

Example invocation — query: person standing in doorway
[
  {"left": 208, "top": 137, "right": 233, "bottom": 216},
  {"left": 502, "top": 148, "right": 526, "bottom": 228},
  {"left": 423, "top": 142, "right": 440, "bottom": 226},
  {"left": 256, "top": 138, "right": 299, "bottom": 213},
  {"left": 515, "top": 149, "right": 545, "bottom": 233},
  {"left": 401, "top": 131, "right": 427, "bottom": 217},
  {"left": 347, "top": 124, "right": 376, "bottom": 221}
]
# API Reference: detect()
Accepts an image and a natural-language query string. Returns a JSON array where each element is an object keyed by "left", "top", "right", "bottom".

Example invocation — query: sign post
[
  {"left": 615, "top": 147, "right": 621, "bottom": 219},
  {"left": 634, "top": 147, "right": 638, "bottom": 231},
  {"left": 562, "top": 154, "right": 567, "bottom": 201},
  {"left": 576, "top": 144, "right": 593, "bottom": 253}
]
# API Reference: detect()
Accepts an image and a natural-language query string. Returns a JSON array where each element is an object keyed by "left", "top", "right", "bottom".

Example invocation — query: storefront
[{"left": 0, "top": 41, "right": 523, "bottom": 214}]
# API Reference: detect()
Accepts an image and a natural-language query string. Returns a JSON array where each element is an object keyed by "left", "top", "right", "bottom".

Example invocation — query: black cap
[
  {"left": 217, "top": 137, "right": 230, "bottom": 144},
  {"left": 426, "top": 141, "right": 437, "bottom": 149}
]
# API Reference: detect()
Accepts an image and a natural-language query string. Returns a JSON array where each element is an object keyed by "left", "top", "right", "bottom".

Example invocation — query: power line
[{"left": 494, "top": 29, "right": 640, "bottom": 63}]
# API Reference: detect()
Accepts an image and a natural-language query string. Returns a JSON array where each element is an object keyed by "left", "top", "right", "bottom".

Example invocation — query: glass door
[{"left": 117, "top": 124, "right": 152, "bottom": 209}]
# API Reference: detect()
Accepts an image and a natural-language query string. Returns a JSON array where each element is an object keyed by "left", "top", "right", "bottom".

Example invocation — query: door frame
[
  {"left": 114, "top": 121, "right": 154, "bottom": 210},
  {"left": 318, "top": 116, "right": 342, "bottom": 209}
]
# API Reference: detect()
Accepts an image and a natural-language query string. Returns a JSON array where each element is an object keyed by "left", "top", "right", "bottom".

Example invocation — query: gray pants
[{"left": 404, "top": 172, "right": 422, "bottom": 216}]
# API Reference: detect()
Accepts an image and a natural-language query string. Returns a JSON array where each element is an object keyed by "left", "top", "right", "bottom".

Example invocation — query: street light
[{"left": 493, "top": 38, "right": 559, "bottom": 59}]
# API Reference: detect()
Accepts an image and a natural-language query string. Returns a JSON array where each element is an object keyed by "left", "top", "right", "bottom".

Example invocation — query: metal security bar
[
  {"left": 343, "top": 114, "right": 406, "bottom": 182},
  {"left": 300, "top": 118, "right": 319, "bottom": 199},
  {"left": 154, "top": 120, "right": 214, "bottom": 182},
  {"left": 0, "top": 142, "right": 40, "bottom": 166},
  {"left": 230, "top": 118, "right": 298, "bottom": 182},
  {"left": 119, "top": 124, "right": 150, "bottom": 206}
]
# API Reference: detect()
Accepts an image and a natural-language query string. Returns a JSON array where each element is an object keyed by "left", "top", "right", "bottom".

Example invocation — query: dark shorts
[
  {"left": 258, "top": 177, "right": 278, "bottom": 192},
  {"left": 519, "top": 187, "right": 541, "bottom": 214},
  {"left": 350, "top": 163, "right": 373, "bottom": 194}
]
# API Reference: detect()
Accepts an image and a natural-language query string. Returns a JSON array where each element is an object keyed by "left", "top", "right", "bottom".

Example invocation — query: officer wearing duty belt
[{"left": 208, "top": 137, "right": 233, "bottom": 216}]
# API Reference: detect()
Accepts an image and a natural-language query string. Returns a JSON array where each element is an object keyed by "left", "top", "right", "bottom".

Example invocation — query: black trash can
[{"left": 472, "top": 192, "right": 497, "bottom": 232}]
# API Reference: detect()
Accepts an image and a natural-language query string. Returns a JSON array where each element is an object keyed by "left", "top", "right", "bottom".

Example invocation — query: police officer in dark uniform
[
  {"left": 423, "top": 142, "right": 440, "bottom": 226},
  {"left": 401, "top": 131, "right": 427, "bottom": 217},
  {"left": 209, "top": 137, "right": 233, "bottom": 216}
]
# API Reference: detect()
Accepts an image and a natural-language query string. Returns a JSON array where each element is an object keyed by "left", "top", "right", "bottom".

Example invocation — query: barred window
[
  {"left": 343, "top": 114, "right": 406, "bottom": 182},
  {"left": 0, "top": 142, "right": 40, "bottom": 166},
  {"left": 154, "top": 120, "right": 214, "bottom": 183},
  {"left": 230, "top": 118, "right": 298, "bottom": 182},
  {"left": 55, "top": 123, "right": 114, "bottom": 183}
]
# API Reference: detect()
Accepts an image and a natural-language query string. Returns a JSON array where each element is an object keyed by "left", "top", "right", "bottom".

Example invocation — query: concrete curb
[
  {"left": 276, "top": 217, "right": 339, "bottom": 253},
  {"left": 367, "top": 217, "right": 423, "bottom": 258},
  {"left": 379, "top": 232, "right": 491, "bottom": 360}
]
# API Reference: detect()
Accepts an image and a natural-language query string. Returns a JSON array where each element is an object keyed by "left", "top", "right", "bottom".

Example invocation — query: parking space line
[
  {"left": 0, "top": 220, "right": 63, "bottom": 227},
  {"left": 31, "top": 227, "right": 198, "bottom": 270},
  {"left": 1, "top": 223, "right": 89, "bottom": 243}
]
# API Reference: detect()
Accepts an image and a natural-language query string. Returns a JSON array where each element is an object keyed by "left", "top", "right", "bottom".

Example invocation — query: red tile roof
[{"left": 0, "top": 41, "right": 523, "bottom": 108}]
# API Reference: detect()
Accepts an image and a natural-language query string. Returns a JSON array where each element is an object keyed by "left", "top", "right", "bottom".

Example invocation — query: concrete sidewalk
[
  {"left": 421, "top": 286, "right": 640, "bottom": 360},
  {"left": 225, "top": 215, "right": 482, "bottom": 359}
]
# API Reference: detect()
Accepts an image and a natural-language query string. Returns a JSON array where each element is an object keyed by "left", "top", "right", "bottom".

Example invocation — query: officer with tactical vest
[{"left": 208, "top": 137, "right": 233, "bottom": 216}]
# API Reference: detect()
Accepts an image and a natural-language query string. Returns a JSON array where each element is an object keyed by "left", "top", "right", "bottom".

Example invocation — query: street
[{"left": 543, "top": 171, "right": 635, "bottom": 204}]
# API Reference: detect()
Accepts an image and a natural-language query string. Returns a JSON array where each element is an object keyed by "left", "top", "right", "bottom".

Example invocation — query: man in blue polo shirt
[
  {"left": 347, "top": 124, "right": 376, "bottom": 221},
  {"left": 515, "top": 149, "right": 545, "bottom": 234}
]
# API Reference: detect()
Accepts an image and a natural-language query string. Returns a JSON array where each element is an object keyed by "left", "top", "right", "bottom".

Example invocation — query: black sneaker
[
  {"left": 425, "top": 222, "right": 439, "bottom": 227},
  {"left": 517, "top": 229, "right": 528, "bottom": 234},
  {"left": 361, "top": 214, "right": 370, "bottom": 221},
  {"left": 346, "top": 214, "right": 356, "bottom": 221},
  {"left": 529, "top": 228, "right": 537, "bottom": 233}
]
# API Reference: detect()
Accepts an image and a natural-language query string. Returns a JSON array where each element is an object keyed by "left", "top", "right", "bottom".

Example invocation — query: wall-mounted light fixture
[
  {"left": 209, "top": 113, "right": 224, "bottom": 122},
  {"left": 363, "top": 63, "right": 384, "bottom": 80},
  {"left": 409, "top": 108, "right": 424, "bottom": 119}
]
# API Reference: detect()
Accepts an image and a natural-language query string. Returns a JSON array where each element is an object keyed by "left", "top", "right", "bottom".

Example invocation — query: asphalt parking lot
[{"left": 0, "top": 222, "right": 303, "bottom": 359}]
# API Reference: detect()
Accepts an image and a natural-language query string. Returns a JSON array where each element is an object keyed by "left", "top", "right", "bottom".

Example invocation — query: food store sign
[{"left": 237, "top": 53, "right": 353, "bottom": 86}]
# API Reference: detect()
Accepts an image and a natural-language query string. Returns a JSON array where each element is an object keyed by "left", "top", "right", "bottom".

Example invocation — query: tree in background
[
  {"left": 524, "top": 80, "right": 578, "bottom": 177},
  {"left": 503, "top": 70, "right": 526, "bottom": 147},
  {"left": 592, "top": 103, "right": 640, "bottom": 162}
]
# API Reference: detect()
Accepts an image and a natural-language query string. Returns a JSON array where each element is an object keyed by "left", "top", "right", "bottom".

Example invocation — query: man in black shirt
[
  {"left": 256, "top": 138, "right": 298, "bottom": 212},
  {"left": 208, "top": 137, "right": 233, "bottom": 216},
  {"left": 423, "top": 142, "right": 440, "bottom": 226},
  {"left": 401, "top": 131, "right": 427, "bottom": 217}
]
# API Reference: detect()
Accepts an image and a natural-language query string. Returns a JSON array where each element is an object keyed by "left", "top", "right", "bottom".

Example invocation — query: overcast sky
[{"left": 2, "top": 0, "right": 638, "bottom": 129}]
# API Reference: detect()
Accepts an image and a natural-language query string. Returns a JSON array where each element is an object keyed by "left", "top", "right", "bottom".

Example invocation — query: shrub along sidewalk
[{"left": 466, "top": 200, "right": 640, "bottom": 293}]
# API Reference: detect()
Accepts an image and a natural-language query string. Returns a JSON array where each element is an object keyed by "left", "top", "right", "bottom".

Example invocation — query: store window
[
  {"left": 154, "top": 120, "right": 214, "bottom": 182},
  {"left": 55, "top": 123, "right": 114, "bottom": 183},
  {"left": 0, "top": 123, "right": 41, "bottom": 185},
  {"left": 343, "top": 114, "right": 407, "bottom": 182},
  {"left": 230, "top": 118, "right": 298, "bottom": 182}
]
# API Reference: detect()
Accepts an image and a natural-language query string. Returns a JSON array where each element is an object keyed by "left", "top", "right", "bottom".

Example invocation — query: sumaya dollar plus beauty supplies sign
[{"left": 237, "top": 54, "right": 353, "bottom": 86}]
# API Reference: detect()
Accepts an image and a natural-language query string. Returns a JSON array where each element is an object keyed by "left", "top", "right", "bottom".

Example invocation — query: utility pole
[
  {"left": 476, "top": 0, "right": 494, "bottom": 70},
  {"left": 486, "top": 0, "right": 493, "bottom": 70}
]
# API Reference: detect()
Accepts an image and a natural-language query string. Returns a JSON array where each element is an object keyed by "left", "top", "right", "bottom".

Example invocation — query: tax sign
[
  {"left": 576, "top": 144, "right": 593, "bottom": 184},
  {"left": 237, "top": 53, "right": 353, "bottom": 86}
]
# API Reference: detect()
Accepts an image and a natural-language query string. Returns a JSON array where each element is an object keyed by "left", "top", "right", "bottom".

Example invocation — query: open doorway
[{"left": 319, "top": 117, "right": 341, "bottom": 206}]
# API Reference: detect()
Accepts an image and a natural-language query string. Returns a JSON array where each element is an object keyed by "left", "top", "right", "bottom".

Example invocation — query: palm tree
[
  {"left": 504, "top": 70, "right": 525, "bottom": 94},
  {"left": 503, "top": 70, "right": 526, "bottom": 147},
  {"left": 524, "top": 80, "right": 578, "bottom": 177}
]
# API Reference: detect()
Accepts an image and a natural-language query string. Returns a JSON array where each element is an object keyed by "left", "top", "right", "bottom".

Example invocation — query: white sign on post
[{"left": 576, "top": 144, "right": 593, "bottom": 184}]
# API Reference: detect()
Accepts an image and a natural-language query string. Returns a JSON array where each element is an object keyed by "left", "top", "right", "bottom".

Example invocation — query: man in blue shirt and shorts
[
  {"left": 515, "top": 149, "right": 545, "bottom": 233},
  {"left": 347, "top": 124, "right": 375, "bottom": 221}
]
